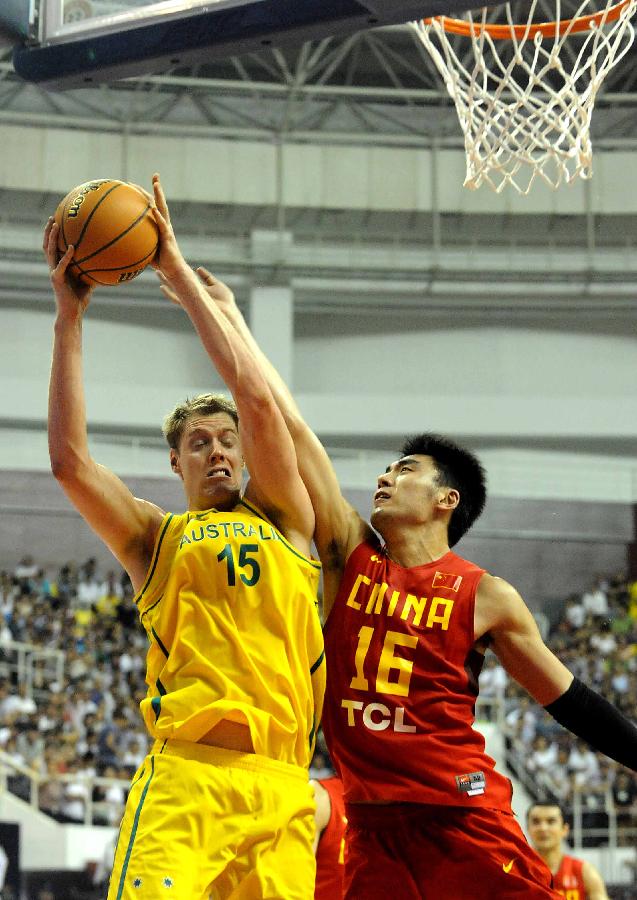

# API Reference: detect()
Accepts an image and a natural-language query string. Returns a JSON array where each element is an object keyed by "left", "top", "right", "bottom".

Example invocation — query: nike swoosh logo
[{"left": 503, "top": 859, "right": 515, "bottom": 874}]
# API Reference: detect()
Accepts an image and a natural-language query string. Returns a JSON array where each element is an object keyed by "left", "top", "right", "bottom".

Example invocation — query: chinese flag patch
[{"left": 432, "top": 571, "right": 463, "bottom": 592}]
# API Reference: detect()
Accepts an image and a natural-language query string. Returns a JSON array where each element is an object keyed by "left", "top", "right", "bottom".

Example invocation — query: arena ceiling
[{"left": 1, "top": 16, "right": 637, "bottom": 334}]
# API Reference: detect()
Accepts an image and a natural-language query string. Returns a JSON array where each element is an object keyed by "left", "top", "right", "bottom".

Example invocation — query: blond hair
[{"left": 162, "top": 393, "right": 238, "bottom": 450}]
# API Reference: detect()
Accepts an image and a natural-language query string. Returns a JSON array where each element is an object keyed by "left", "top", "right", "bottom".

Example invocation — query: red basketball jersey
[
  {"left": 322, "top": 541, "right": 513, "bottom": 809},
  {"left": 315, "top": 776, "right": 346, "bottom": 900},
  {"left": 554, "top": 855, "right": 586, "bottom": 899}
]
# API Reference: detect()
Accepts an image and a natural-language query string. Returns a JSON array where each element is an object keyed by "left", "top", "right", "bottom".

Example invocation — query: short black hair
[{"left": 400, "top": 433, "right": 487, "bottom": 546}]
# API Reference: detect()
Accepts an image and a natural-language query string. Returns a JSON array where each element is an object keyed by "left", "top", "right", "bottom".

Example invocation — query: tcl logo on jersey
[{"left": 340, "top": 699, "right": 417, "bottom": 733}]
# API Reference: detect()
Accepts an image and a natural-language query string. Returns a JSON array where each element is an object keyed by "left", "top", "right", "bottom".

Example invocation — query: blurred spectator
[
  {"left": 59, "top": 760, "right": 90, "bottom": 823},
  {"left": 14, "top": 556, "right": 38, "bottom": 584},
  {"left": 612, "top": 771, "right": 637, "bottom": 843},
  {"left": 538, "top": 746, "right": 572, "bottom": 803},
  {"left": 564, "top": 594, "right": 586, "bottom": 630},
  {"left": 122, "top": 736, "right": 146, "bottom": 771},
  {"left": 94, "top": 765, "right": 126, "bottom": 826},
  {"left": 2, "top": 684, "right": 36, "bottom": 718},
  {"left": 589, "top": 621, "right": 617, "bottom": 656},
  {"left": 505, "top": 696, "right": 537, "bottom": 748},
  {"left": 568, "top": 739, "right": 601, "bottom": 789},
  {"left": 526, "top": 736, "right": 558, "bottom": 777},
  {"left": 479, "top": 654, "right": 508, "bottom": 701},
  {"left": 582, "top": 575, "right": 609, "bottom": 618}
]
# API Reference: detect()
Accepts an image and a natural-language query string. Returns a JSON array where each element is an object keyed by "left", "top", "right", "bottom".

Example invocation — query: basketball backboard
[{"left": 8, "top": 0, "right": 479, "bottom": 90}]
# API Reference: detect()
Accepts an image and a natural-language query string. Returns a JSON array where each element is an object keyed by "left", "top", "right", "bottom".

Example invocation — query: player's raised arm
[
  {"left": 477, "top": 573, "right": 637, "bottom": 774},
  {"left": 150, "top": 175, "right": 315, "bottom": 551},
  {"left": 158, "top": 264, "right": 372, "bottom": 610},
  {"left": 45, "top": 218, "right": 164, "bottom": 589}
]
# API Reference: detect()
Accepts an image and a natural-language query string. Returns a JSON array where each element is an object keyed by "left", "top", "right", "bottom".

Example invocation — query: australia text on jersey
[
  {"left": 342, "top": 571, "right": 457, "bottom": 735},
  {"left": 178, "top": 520, "right": 281, "bottom": 549}
]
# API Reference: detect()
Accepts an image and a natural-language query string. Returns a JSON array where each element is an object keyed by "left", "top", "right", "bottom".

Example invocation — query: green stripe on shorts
[{"left": 115, "top": 756, "right": 155, "bottom": 900}]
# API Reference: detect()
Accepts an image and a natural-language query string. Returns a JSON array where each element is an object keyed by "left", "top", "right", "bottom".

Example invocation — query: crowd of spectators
[
  {"left": 0, "top": 555, "right": 148, "bottom": 826},
  {"left": 480, "top": 570, "right": 637, "bottom": 845},
  {"left": 1, "top": 553, "right": 637, "bottom": 850}
]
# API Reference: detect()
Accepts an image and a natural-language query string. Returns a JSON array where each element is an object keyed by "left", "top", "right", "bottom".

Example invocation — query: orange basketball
[{"left": 54, "top": 179, "right": 159, "bottom": 286}]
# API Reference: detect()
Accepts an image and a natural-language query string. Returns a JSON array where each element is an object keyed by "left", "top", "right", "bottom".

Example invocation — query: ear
[
  {"left": 437, "top": 488, "right": 459, "bottom": 511},
  {"left": 169, "top": 449, "right": 183, "bottom": 479}
]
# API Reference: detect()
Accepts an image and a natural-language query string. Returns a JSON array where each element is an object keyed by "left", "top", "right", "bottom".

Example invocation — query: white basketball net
[{"left": 411, "top": 0, "right": 637, "bottom": 193}]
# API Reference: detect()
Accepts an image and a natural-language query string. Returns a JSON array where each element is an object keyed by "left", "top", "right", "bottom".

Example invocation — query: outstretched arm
[
  {"left": 159, "top": 265, "right": 372, "bottom": 614},
  {"left": 45, "top": 218, "right": 163, "bottom": 590},
  {"left": 150, "top": 176, "right": 315, "bottom": 551},
  {"left": 477, "top": 574, "right": 637, "bottom": 775}
]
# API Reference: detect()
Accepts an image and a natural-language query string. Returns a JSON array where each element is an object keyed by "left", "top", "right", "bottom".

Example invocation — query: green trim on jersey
[
  {"left": 239, "top": 498, "right": 321, "bottom": 570},
  {"left": 135, "top": 514, "right": 174, "bottom": 605}
]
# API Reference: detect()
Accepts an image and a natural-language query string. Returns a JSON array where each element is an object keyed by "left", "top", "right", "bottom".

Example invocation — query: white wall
[
  {"left": 1, "top": 123, "right": 637, "bottom": 216},
  {"left": 3, "top": 309, "right": 636, "bottom": 488},
  {"left": 0, "top": 791, "right": 115, "bottom": 870}
]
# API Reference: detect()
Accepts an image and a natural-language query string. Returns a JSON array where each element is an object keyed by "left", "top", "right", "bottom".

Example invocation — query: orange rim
[{"left": 423, "top": 0, "right": 634, "bottom": 38}]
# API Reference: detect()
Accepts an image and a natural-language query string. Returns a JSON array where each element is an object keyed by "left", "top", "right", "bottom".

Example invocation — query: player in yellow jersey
[{"left": 44, "top": 176, "right": 324, "bottom": 900}]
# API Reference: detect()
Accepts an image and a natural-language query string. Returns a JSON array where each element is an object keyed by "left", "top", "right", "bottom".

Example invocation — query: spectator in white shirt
[
  {"left": 479, "top": 655, "right": 508, "bottom": 700},
  {"left": 527, "top": 735, "right": 559, "bottom": 775},
  {"left": 538, "top": 746, "right": 573, "bottom": 803},
  {"left": 505, "top": 696, "right": 538, "bottom": 748},
  {"left": 590, "top": 622, "right": 617, "bottom": 656},
  {"left": 568, "top": 739, "right": 601, "bottom": 788},
  {"left": 582, "top": 577, "right": 609, "bottom": 618},
  {"left": 564, "top": 595, "right": 586, "bottom": 630},
  {"left": 1, "top": 685, "right": 36, "bottom": 718}
]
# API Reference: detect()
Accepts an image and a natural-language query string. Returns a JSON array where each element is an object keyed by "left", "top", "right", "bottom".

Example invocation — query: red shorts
[{"left": 344, "top": 803, "right": 560, "bottom": 900}]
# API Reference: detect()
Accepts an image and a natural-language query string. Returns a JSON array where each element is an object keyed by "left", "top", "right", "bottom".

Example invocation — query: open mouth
[
  {"left": 206, "top": 467, "right": 231, "bottom": 478},
  {"left": 374, "top": 490, "right": 391, "bottom": 503}
]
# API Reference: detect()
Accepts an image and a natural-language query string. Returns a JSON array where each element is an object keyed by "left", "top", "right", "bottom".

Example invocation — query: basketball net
[{"left": 411, "top": 0, "right": 637, "bottom": 193}]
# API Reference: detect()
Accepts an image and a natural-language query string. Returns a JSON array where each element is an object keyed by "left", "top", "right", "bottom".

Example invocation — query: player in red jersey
[
  {"left": 312, "top": 775, "right": 346, "bottom": 899},
  {"left": 528, "top": 802, "right": 609, "bottom": 899},
  {"left": 177, "top": 270, "right": 637, "bottom": 900}
]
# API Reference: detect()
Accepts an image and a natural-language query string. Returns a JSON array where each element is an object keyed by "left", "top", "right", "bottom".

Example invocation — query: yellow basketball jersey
[{"left": 134, "top": 498, "right": 325, "bottom": 769}]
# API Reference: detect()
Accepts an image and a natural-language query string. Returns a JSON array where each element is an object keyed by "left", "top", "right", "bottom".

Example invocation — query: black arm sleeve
[{"left": 544, "top": 677, "right": 637, "bottom": 772}]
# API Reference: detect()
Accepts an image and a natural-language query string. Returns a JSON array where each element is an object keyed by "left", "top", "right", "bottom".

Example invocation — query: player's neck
[
  {"left": 187, "top": 490, "right": 241, "bottom": 513},
  {"left": 539, "top": 847, "right": 563, "bottom": 875},
  {"left": 382, "top": 525, "right": 450, "bottom": 569}
]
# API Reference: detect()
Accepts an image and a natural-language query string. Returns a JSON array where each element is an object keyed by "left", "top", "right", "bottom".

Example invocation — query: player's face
[
  {"left": 527, "top": 807, "right": 569, "bottom": 854},
  {"left": 171, "top": 412, "right": 243, "bottom": 510},
  {"left": 371, "top": 454, "right": 449, "bottom": 532}
]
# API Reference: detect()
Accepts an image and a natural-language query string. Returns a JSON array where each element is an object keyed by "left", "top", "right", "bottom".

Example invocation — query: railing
[
  {"left": 0, "top": 638, "right": 65, "bottom": 696},
  {"left": 505, "top": 738, "right": 637, "bottom": 855},
  {"left": 0, "top": 749, "right": 129, "bottom": 827}
]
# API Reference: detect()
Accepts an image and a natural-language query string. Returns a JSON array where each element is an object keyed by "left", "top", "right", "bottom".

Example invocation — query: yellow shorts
[{"left": 108, "top": 740, "right": 316, "bottom": 900}]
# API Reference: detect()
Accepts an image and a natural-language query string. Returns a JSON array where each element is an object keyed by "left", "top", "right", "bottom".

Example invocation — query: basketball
[{"left": 54, "top": 179, "right": 159, "bottom": 286}]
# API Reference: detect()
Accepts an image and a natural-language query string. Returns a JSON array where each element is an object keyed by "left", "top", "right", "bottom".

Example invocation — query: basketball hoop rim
[{"left": 422, "top": 0, "right": 633, "bottom": 39}]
